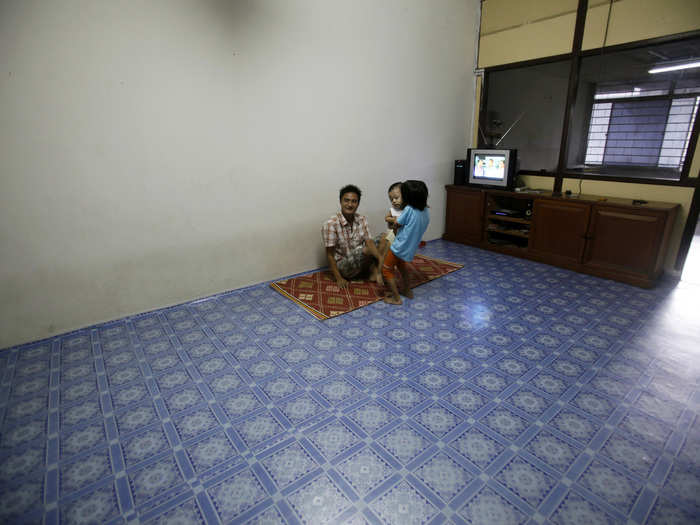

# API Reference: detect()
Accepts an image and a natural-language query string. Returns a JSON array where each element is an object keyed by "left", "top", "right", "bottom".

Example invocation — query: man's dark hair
[
  {"left": 401, "top": 180, "right": 428, "bottom": 210},
  {"left": 339, "top": 184, "right": 362, "bottom": 202},
  {"left": 388, "top": 182, "right": 402, "bottom": 193}
]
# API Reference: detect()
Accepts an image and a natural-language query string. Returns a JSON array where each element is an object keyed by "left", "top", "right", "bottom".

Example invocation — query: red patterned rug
[{"left": 270, "top": 254, "right": 463, "bottom": 320}]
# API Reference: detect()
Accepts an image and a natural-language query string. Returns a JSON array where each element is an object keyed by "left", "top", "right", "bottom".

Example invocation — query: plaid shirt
[{"left": 322, "top": 212, "right": 371, "bottom": 262}]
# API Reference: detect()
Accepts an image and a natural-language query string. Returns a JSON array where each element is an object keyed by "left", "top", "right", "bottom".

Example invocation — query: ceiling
[{"left": 580, "top": 36, "right": 700, "bottom": 83}]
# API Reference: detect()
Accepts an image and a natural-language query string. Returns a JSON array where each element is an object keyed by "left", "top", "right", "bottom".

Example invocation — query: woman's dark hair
[
  {"left": 339, "top": 184, "right": 362, "bottom": 202},
  {"left": 388, "top": 181, "right": 402, "bottom": 193},
  {"left": 401, "top": 180, "right": 428, "bottom": 210}
]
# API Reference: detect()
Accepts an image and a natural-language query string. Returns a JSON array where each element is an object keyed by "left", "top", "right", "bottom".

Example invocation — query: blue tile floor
[{"left": 1, "top": 240, "right": 699, "bottom": 524}]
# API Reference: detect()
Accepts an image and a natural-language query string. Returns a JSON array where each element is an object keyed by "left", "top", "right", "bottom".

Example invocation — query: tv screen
[{"left": 467, "top": 148, "right": 517, "bottom": 189}]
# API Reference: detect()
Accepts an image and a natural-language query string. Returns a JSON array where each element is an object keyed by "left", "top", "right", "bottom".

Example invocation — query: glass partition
[
  {"left": 566, "top": 36, "right": 700, "bottom": 180},
  {"left": 484, "top": 60, "right": 570, "bottom": 172}
]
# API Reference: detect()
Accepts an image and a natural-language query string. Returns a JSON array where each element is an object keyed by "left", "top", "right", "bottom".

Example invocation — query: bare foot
[
  {"left": 400, "top": 287, "right": 414, "bottom": 299},
  {"left": 384, "top": 295, "right": 402, "bottom": 304}
]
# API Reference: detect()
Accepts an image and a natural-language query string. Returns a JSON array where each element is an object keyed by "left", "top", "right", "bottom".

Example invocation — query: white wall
[{"left": 0, "top": 0, "right": 479, "bottom": 348}]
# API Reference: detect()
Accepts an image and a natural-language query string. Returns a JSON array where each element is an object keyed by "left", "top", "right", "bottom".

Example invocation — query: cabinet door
[
  {"left": 444, "top": 187, "right": 484, "bottom": 244},
  {"left": 529, "top": 199, "right": 591, "bottom": 264},
  {"left": 583, "top": 205, "right": 666, "bottom": 277}
]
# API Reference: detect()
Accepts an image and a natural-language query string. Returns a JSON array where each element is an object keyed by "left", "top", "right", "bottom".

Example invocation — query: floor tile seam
[
  {"left": 466, "top": 419, "right": 518, "bottom": 450},
  {"left": 611, "top": 409, "right": 685, "bottom": 453},
  {"left": 487, "top": 466, "right": 565, "bottom": 517},
  {"left": 533, "top": 415, "right": 605, "bottom": 462},
  {"left": 594, "top": 436, "right": 670, "bottom": 484},
  {"left": 479, "top": 476, "right": 543, "bottom": 518},
  {"left": 430, "top": 440, "right": 483, "bottom": 474},
  {"left": 665, "top": 426, "right": 697, "bottom": 459},
  {"left": 649, "top": 451, "right": 678, "bottom": 488},
  {"left": 602, "top": 421, "right": 680, "bottom": 466},
  {"left": 446, "top": 477, "right": 494, "bottom": 517},
  {"left": 134, "top": 488, "right": 213, "bottom": 525},
  {"left": 519, "top": 480, "right": 569, "bottom": 521},
  {"left": 264, "top": 465, "right": 325, "bottom": 499},
  {"left": 580, "top": 449, "right": 659, "bottom": 497},
  {"left": 400, "top": 471, "right": 461, "bottom": 517},
  {"left": 117, "top": 437, "right": 183, "bottom": 474},
  {"left": 193, "top": 454, "right": 255, "bottom": 493},
  {"left": 126, "top": 476, "right": 198, "bottom": 520},
  {"left": 626, "top": 485, "right": 664, "bottom": 525},
  {"left": 173, "top": 415, "right": 232, "bottom": 448},
  {"left": 57, "top": 463, "right": 122, "bottom": 500},
  {"left": 41, "top": 505, "right": 60, "bottom": 525},
  {"left": 653, "top": 476, "right": 700, "bottom": 514},
  {"left": 60, "top": 338, "right": 118, "bottom": 468},
  {"left": 124, "top": 319, "right": 148, "bottom": 351},
  {"left": 500, "top": 395, "right": 557, "bottom": 425},
  {"left": 45, "top": 475, "right": 117, "bottom": 515},
  {"left": 43, "top": 340, "right": 64, "bottom": 455},
  {"left": 0, "top": 352, "right": 21, "bottom": 408},
  {"left": 564, "top": 482, "right": 639, "bottom": 521},
  {"left": 636, "top": 377, "right": 700, "bottom": 406}
]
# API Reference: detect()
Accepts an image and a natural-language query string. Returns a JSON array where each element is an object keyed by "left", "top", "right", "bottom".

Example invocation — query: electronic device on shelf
[
  {"left": 466, "top": 148, "right": 517, "bottom": 189},
  {"left": 454, "top": 159, "right": 467, "bottom": 185},
  {"left": 492, "top": 208, "right": 523, "bottom": 218}
]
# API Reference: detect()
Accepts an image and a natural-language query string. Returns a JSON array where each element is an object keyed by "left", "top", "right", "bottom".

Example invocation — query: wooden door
[
  {"left": 583, "top": 205, "right": 666, "bottom": 278},
  {"left": 444, "top": 186, "right": 485, "bottom": 245},
  {"left": 529, "top": 199, "right": 591, "bottom": 265}
]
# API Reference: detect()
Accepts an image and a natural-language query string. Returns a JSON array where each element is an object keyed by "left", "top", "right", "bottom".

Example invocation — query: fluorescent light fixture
[
  {"left": 649, "top": 60, "right": 700, "bottom": 74},
  {"left": 595, "top": 87, "right": 641, "bottom": 99}
]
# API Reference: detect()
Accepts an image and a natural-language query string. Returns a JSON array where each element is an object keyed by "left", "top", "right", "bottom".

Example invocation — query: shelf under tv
[
  {"left": 486, "top": 225, "right": 530, "bottom": 238},
  {"left": 487, "top": 214, "right": 531, "bottom": 225}
]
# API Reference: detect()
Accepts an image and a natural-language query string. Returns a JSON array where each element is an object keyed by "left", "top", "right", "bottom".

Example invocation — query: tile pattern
[{"left": 1, "top": 240, "right": 699, "bottom": 524}]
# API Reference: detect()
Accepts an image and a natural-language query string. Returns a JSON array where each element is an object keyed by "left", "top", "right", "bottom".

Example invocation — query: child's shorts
[{"left": 382, "top": 249, "right": 406, "bottom": 281}]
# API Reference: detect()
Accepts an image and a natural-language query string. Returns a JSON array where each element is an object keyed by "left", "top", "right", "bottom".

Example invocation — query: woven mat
[{"left": 270, "top": 254, "right": 463, "bottom": 320}]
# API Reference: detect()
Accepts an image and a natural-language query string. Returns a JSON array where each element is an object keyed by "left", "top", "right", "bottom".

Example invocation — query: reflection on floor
[
  {"left": 1, "top": 240, "right": 699, "bottom": 524},
  {"left": 681, "top": 220, "right": 700, "bottom": 286}
]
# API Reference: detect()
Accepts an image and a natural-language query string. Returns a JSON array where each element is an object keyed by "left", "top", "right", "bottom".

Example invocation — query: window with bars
[{"left": 583, "top": 82, "right": 700, "bottom": 172}]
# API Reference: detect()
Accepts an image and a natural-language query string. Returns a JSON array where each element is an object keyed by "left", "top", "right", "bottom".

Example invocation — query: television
[{"left": 467, "top": 148, "right": 517, "bottom": 189}]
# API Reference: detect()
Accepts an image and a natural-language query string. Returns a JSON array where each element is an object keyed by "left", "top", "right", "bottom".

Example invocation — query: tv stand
[{"left": 443, "top": 185, "right": 679, "bottom": 288}]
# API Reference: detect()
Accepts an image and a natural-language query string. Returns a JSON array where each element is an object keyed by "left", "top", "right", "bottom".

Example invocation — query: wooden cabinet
[
  {"left": 443, "top": 185, "right": 679, "bottom": 288},
  {"left": 530, "top": 199, "right": 590, "bottom": 265},
  {"left": 583, "top": 205, "right": 672, "bottom": 285},
  {"left": 443, "top": 186, "right": 484, "bottom": 244}
]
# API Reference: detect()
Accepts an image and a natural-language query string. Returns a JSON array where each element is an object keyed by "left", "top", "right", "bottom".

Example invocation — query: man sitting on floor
[{"left": 322, "top": 184, "right": 388, "bottom": 288}]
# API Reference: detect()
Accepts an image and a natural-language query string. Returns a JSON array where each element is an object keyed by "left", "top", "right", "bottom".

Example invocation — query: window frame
[
  {"left": 479, "top": 29, "right": 700, "bottom": 188},
  {"left": 582, "top": 93, "right": 700, "bottom": 176}
]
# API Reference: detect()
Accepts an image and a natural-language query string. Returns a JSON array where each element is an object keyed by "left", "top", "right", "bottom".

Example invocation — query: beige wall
[
  {"left": 583, "top": 0, "right": 700, "bottom": 50},
  {"left": 0, "top": 0, "right": 480, "bottom": 349},
  {"left": 480, "top": 0, "right": 700, "bottom": 66},
  {"left": 479, "top": 0, "right": 577, "bottom": 67},
  {"left": 478, "top": 0, "right": 700, "bottom": 275}
]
